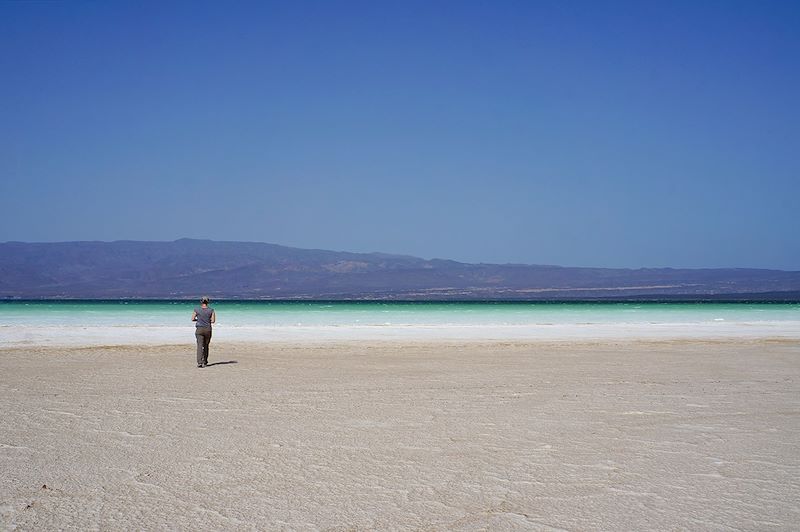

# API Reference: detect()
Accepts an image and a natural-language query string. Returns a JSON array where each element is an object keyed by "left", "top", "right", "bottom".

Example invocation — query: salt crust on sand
[
  {"left": 2, "top": 319, "right": 799, "bottom": 348},
  {"left": 1, "top": 339, "right": 799, "bottom": 530}
]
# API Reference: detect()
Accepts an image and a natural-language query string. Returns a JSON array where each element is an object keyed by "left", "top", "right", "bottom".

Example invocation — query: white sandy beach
[{"left": 1, "top": 339, "right": 799, "bottom": 530}]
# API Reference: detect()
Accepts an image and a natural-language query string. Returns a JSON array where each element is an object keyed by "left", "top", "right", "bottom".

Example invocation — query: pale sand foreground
[{"left": 1, "top": 340, "right": 799, "bottom": 531}]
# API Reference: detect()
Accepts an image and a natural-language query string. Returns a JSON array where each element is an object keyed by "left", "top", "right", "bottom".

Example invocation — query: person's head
[{"left": 200, "top": 296, "right": 210, "bottom": 305}]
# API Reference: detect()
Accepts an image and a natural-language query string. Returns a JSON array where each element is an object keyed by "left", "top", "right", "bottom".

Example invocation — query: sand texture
[{"left": 1, "top": 340, "right": 799, "bottom": 530}]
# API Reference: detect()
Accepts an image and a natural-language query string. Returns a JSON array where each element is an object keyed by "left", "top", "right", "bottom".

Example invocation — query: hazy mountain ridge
[{"left": 1, "top": 239, "right": 799, "bottom": 300}]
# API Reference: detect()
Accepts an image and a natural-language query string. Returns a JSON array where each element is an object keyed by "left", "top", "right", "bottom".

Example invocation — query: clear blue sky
[{"left": 2, "top": 1, "right": 798, "bottom": 269}]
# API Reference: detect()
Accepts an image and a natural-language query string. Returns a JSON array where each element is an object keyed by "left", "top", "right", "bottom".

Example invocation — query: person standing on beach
[{"left": 192, "top": 296, "right": 216, "bottom": 368}]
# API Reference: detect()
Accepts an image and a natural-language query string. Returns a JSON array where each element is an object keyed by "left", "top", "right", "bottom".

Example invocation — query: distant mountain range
[{"left": 1, "top": 239, "right": 799, "bottom": 300}]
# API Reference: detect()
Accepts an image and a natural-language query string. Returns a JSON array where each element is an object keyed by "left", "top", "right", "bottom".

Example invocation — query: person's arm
[
  {"left": 192, "top": 310, "right": 198, "bottom": 322},
  {"left": 211, "top": 310, "right": 216, "bottom": 324}
]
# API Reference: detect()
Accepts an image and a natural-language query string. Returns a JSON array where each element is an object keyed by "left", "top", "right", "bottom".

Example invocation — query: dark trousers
[{"left": 195, "top": 327, "right": 212, "bottom": 366}]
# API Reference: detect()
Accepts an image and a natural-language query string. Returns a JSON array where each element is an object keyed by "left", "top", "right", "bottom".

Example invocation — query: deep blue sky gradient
[{"left": 2, "top": 1, "right": 798, "bottom": 268}]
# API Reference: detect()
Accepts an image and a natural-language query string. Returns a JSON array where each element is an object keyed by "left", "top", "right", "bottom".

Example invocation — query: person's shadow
[{"left": 205, "top": 360, "right": 238, "bottom": 367}]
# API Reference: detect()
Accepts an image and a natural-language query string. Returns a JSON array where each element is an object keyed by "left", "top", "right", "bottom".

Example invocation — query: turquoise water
[
  {"left": 2, "top": 301, "right": 799, "bottom": 346},
  {"left": 2, "top": 300, "right": 799, "bottom": 327}
]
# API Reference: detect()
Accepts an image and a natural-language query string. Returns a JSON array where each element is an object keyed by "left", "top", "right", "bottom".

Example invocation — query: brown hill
[{"left": 1, "top": 239, "right": 799, "bottom": 300}]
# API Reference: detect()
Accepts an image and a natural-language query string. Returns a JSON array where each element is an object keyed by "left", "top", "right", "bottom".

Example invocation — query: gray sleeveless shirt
[{"left": 195, "top": 307, "right": 214, "bottom": 328}]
